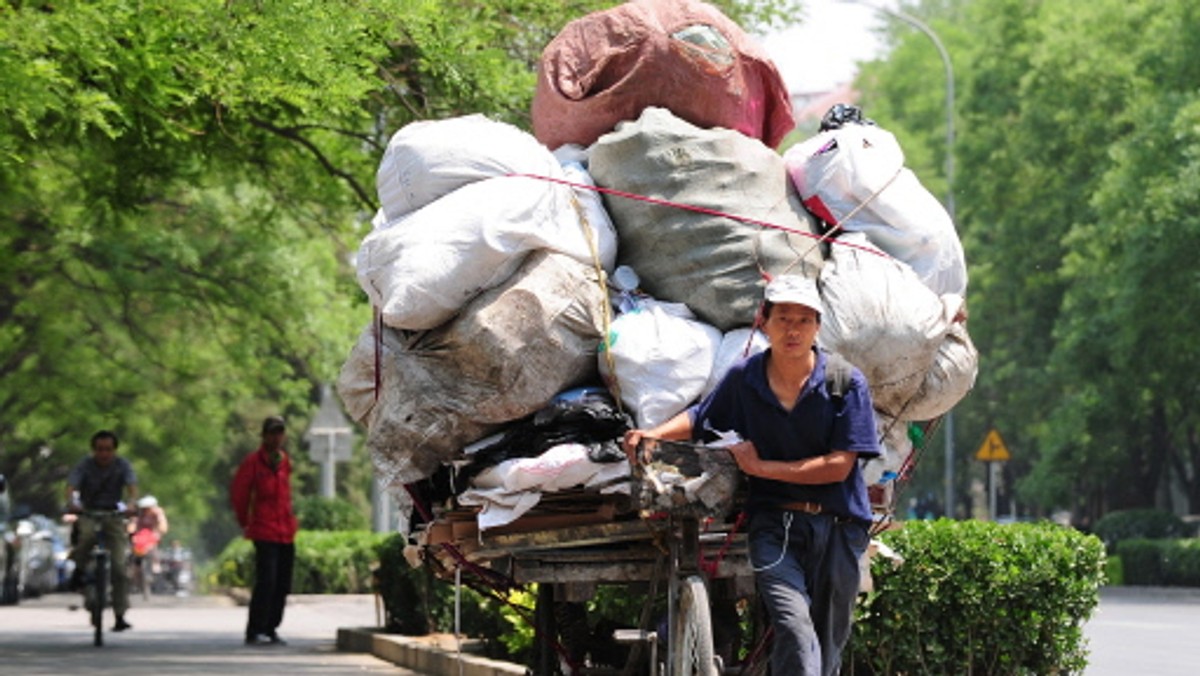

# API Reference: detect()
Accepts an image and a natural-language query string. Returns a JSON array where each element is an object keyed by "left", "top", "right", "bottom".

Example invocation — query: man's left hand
[{"left": 726, "top": 441, "right": 761, "bottom": 476}]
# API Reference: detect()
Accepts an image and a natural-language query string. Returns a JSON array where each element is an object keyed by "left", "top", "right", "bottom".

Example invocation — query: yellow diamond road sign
[{"left": 975, "top": 428, "right": 1011, "bottom": 462}]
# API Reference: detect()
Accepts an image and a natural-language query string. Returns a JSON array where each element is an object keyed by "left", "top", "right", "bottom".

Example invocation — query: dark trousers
[
  {"left": 749, "top": 510, "right": 869, "bottom": 676},
  {"left": 246, "top": 540, "right": 294, "bottom": 639}
]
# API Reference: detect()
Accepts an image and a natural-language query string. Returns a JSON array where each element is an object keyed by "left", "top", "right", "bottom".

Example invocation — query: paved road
[
  {"left": 0, "top": 592, "right": 411, "bottom": 675},
  {"left": 1084, "top": 586, "right": 1200, "bottom": 676}
]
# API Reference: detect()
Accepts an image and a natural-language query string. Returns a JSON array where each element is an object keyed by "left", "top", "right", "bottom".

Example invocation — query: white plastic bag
[
  {"left": 785, "top": 124, "right": 967, "bottom": 297},
  {"left": 598, "top": 299, "right": 723, "bottom": 428},
  {"left": 703, "top": 327, "right": 769, "bottom": 397}
]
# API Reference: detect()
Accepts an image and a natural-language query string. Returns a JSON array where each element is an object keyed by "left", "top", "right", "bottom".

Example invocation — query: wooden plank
[
  {"left": 512, "top": 559, "right": 660, "bottom": 585},
  {"left": 424, "top": 503, "right": 622, "bottom": 547},
  {"left": 513, "top": 547, "right": 661, "bottom": 564},
  {"left": 481, "top": 519, "right": 659, "bottom": 553}
]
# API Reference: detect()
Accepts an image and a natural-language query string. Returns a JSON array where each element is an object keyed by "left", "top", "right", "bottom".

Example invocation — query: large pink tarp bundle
[{"left": 531, "top": 0, "right": 795, "bottom": 151}]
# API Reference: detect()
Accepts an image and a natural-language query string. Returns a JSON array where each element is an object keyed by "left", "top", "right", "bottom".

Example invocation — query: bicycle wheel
[
  {"left": 93, "top": 553, "right": 106, "bottom": 647},
  {"left": 670, "top": 575, "right": 718, "bottom": 676}
]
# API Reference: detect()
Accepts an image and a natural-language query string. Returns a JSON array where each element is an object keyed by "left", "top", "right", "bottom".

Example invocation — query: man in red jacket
[{"left": 231, "top": 415, "right": 298, "bottom": 646}]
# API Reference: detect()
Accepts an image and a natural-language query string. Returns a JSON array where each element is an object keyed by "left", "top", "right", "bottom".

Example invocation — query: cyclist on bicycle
[{"left": 65, "top": 430, "right": 138, "bottom": 632}]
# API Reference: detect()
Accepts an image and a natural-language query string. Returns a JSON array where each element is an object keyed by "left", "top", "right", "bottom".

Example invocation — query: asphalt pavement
[{"left": 1084, "top": 586, "right": 1200, "bottom": 676}]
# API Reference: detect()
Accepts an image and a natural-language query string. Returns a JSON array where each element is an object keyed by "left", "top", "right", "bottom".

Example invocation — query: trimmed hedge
[
  {"left": 847, "top": 519, "right": 1105, "bottom": 675},
  {"left": 295, "top": 495, "right": 370, "bottom": 531},
  {"left": 1092, "top": 508, "right": 1186, "bottom": 554},
  {"left": 1116, "top": 538, "right": 1200, "bottom": 587},
  {"left": 210, "top": 530, "right": 387, "bottom": 594}
]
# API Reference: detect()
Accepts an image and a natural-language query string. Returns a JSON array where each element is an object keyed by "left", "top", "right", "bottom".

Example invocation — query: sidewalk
[
  {"left": 0, "top": 592, "right": 408, "bottom": 675},
  {"left": 338, "top": 629, "right": 524, "bottom": 676}
]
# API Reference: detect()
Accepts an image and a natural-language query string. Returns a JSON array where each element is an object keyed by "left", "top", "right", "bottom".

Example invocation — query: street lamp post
[
  {"left": 839, "top": 0, "right": 957, "bottom": 517},
  {"left": 305, "top": 384, "right": 354, "bottom": 499}
]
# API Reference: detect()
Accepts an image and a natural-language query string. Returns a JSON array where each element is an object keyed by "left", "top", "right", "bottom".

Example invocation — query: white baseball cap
[{"left": 764, "top": 275, "right": 823, "bottom": 314}]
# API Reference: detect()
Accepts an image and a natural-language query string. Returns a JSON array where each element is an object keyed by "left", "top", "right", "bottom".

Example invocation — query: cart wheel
[{"left": 671, "top": 575, "right": 718, "bottom": 676}]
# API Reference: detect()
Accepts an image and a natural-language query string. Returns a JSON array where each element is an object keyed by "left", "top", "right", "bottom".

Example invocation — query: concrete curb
[{"left": 338, "top": 627, "right": 526, "bottom": 676}]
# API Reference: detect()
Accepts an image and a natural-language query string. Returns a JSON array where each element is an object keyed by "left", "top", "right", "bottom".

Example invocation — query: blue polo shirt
[{"left": 689, "top": 348, "right": 880, "bottom": 523}]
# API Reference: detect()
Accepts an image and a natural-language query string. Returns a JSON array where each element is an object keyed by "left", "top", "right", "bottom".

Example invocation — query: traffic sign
[{"left": 975, "top": 428, "right": 1011, "bottom": 462}]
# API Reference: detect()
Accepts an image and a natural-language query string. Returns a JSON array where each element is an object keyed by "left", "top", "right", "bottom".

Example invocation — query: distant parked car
[{"left": 15, "top": 514, "right": 62, "bottom": 597}]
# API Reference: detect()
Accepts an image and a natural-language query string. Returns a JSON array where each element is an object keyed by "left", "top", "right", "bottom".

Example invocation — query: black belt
[{"left": 776, "top": 501, "right": 861, "bottom": 525}]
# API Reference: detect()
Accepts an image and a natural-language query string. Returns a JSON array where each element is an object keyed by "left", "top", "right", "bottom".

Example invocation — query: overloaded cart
[
  {"left": 336, "top": 1, "right": 977, "bottom": 675},
  {"left": 415, "top": 437, "right": 758, "bottom": 676}
]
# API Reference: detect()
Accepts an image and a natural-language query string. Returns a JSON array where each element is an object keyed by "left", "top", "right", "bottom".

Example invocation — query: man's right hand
[{"left": 622, "top": 430, "right": 647, "bottom": 464}]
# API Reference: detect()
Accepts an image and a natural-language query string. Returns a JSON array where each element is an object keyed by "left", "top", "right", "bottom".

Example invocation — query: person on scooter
[{"left": 129, "top": 495, "right": 169, "bottom": 591}]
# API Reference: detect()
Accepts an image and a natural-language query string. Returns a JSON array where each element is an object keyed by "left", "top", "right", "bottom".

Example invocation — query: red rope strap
[{"left": 507, "top": 172, "right": 888, "bottom": 258}]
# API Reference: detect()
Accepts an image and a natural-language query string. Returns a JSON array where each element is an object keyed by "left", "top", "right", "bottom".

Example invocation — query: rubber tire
[
  {"left": 93, "top": 554, "right": 106, "bottom": 647},
  {"left": 670, "top": 575, "right": 718, "bottom": 676}
]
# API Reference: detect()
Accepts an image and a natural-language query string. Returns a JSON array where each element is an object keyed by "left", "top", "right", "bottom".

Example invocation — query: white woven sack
[
  {"left": 819, "top": 233, "right": 962, "bottom": 419},
  {"left": 599, "top": 299, "right": 723, "bottom": 429},
  {"left": 560, "top": 160, "right": 619, "bottom": 273},
  {"left": 589, "top": 107, "right": 825, "bottom": 331},
  {"left": 903, "top": 320, "right": 978, "bottom": 421},
  {"left": 356, "top": 173, "right": 615, "bottom": 330},
  {"left": 703, "top": 327, "right": 769, "bottom": 397},
  {"left": 337, "top": 251, "right": 608, "bottom": 487},
  {"left": 375, "top": 114, "right": 561, "bottom": 224},
  {"left": 785, "top": 124, "right": 967, "bottom": 297}
]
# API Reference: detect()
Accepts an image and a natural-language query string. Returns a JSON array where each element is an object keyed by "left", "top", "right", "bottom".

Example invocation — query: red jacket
[{"left": 230, "top": 446, "right": 298, "bottom": 544}]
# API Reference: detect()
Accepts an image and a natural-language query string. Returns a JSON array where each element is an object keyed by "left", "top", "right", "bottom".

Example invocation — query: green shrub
[
  {"left": 209, "top": 530, "right": 386, "bottom": 593},
  {"left": 1116, "top": 538, "right": 1200, "bottom": 586},
  {"left": 294, "top": 495, "right": 370, "bottom": 531},
  {"left": 1092, "top": 508, "right": 1186, "bottom": 554},
  {"left": 374, "top": 533, "right": 516, "bottom": 658},
  {"left": 847, "top": 519, "right": 1105, "bottom": 675},
  {"left": 1104, "top": 554, "right": 1124, "bottom": 586},
  {"left": 375, "top": 531, "right": 431, "bottom": 635}
]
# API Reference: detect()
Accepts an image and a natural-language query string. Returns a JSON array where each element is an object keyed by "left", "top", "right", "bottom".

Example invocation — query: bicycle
[{"left": 76, "top": 509, "right": 128, "bottom": 647}]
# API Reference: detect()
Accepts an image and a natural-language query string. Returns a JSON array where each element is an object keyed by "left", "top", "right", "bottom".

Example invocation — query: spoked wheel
[
  {"left": 92, "top": 555, "right": 107, "bottom": 647},
  {"left": 670, "top": 575, "right": 718, "bottom": 676}
]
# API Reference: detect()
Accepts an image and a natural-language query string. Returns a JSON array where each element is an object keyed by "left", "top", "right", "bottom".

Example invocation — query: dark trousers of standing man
[{"left": 246, "top": 540, "right": 294, "bottom": 640}]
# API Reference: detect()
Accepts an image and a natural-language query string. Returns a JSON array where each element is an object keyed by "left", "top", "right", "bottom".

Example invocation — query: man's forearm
[{"left": 747, "top": 451, "right": 856, "bottom": 485}]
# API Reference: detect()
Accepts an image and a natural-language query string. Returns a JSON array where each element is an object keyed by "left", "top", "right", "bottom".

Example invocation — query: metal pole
[
  {"left": 841, "top": 0, "right": 956, "bottom": 517},
  {"left": 321, "top": 432, "right": 336, "bottom": 498},
  {"left": 988, "top": 462, "right": 998, "bottom": 520}
]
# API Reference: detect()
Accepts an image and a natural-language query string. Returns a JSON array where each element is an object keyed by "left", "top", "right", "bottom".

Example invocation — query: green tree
[
  {"left": 0, "top": 0, "right": 799, "bottom": 553},
  {"left": 854, "top": 0, "right": 1200, "bottom": 521}
]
